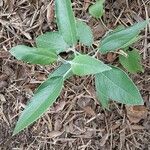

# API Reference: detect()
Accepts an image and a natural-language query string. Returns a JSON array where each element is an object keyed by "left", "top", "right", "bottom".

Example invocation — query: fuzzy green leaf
[
  {"left": 36, "top": 32, "right": 69, "bottom": 54},
  {"left": 55, "top": 0, "right": 77, "bottom": 46},
  {"left": 89, "top": 0, "right": 105, "bottom": 18},
  {"left": 95, "top": 67, "right": 144, "bottom": 106},
  {"left": 76, "top": 20, "right": 94, "bottom": 46},
  {"left": 119, "top": 49, "right": 144, "bottom": 73},
  {"left": 70, "top": 54, "right": 111, "bottom": 76},
  {"left": 13, "top": 77, "right": 64, "bottom": 135},
  {"left": 49, "top": 63, "right": 73, "bottom": 79},
  {"left": 99, "top": 21, "right": 147, "bottom": 54},
  {"left": 10, "top": 45, "right": 57, "bottom": 65}
]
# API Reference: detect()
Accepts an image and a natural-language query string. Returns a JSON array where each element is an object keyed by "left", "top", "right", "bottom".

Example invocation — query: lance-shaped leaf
[
  {"left": 95, "top": 67, "right": 144, "bottom": 106},
  {"left": 70, "top": 54, "right": 111, "bottom": 76},
  {"left": 99, "top": 21, "right": 147, "bottom": 54},
  {"left": 49, "top": 63, "right": 73, "bottom": 79},
  {"left": 10, "top": 45, "right": 57, "bottom": 65},
  {"left": 36, "top": 32, "right": 69, "bottom": 54},
  {"left": 76, "top": 20, "right": 94, "bottom": 46},
  {"left": 13, "top": 76, "right": 64, "bottom": 135},
  {"left": 55, "top": 0, "right": 77, "bottom": 46},
  {"left": 89, "top": 0, "right": 105, "bottom": 18},
  {"left": 119, "top": 48, "right": 144, "bottom": 73}
]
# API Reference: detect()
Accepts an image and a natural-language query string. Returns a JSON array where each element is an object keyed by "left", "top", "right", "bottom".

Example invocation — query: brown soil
[{"left": 0, "top": 0, "right": 150, "bottom": 149}]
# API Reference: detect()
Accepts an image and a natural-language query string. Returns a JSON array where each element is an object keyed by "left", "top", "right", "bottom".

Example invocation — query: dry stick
[
  {"left": 127, "top": 120, "right": 141, "bottom": 149},
  {"left": 114, "top": 8, "right": 124, "bottom": 26}
]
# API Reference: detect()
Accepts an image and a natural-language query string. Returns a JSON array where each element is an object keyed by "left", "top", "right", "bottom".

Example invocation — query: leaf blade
[
  {"left": 13, "top": 77, "right": 64, "bottom": 135},
  {"left": 76, "top": 20, "right": 94, "bottom": 46},
  {"left": 95, "top": 67, "right": 144, "bottom": 105},
  {"left": 10, "top": 45, "right": 57, "bottom": 65},
  {"left": 119, "top": 49, "right": 144, "bottom": 73},
  {"left": 36, "top": 32, "right": 69, "bottom": 54},
  {"left": 99, "top": 21, "right": 147, "bottom": 54},
  {"left": 70, "top": 54, "right": 111, "bottom": 76},
  {"left": 48, "top": 63, "right": 73, "bottom": 79},
  {"left": 89, "top": 0, "right": 105, "bottom": 18},
  {"left": 55, "top": 0, "right": 77, "bottom": 45}
]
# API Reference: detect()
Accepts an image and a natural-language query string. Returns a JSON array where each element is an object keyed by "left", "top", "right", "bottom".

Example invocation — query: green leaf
[
  {"left": 96, "top": 87, "right": 109, "bottom": 109},
  {"left": 120, "top": 36, "right": 140, "bottom": 49},
  {"left": 36, "top": 32, "right": 69, "bottom": 54},
  {"left": 49, "top": 63, "right": 73, "bottom": 79},
  {"left": 89, "top": 0, "right": 105, "bottom": 18},
  {"left": 10, "top": 45, "right": 57, "bottom": 65},
  {"left": 70, "top": 54, "right": 111, "bottom": 76},
  {"left": 111, "top": 25, "right": 125, "bottom": 33},
  {"left": 13, "top": 77, "right": 64, "bottom": 135},
  {"left": 119, "top": 48, "right": 144, "bottom": 73},
  {"left": 55, "top": 0, "right": 77, "bottom": 46},
  {"left": 76, "top": 20, "right": 94, "bottom": 46},
  {"left": 99, "top": 21, "right": 147, "bottom": 54},
  {"left": 95, "top": 67, "right": 144, "bottom": 105}
]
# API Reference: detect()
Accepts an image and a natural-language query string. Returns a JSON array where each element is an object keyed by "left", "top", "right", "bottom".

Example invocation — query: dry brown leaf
[
  {"left": 100, "top": 133, "right": 109, "bottom": 146},
  {"left": 83, "top": 0, "right": 90, "bottom": 11},
  {"left": 83, "top": 106, "right": 96, "bottom": 117},
  {"left": 0, "top": 81, "right": 7, "bottom": 90},
  {"left": 54, "top": 101, "right": 66, "bottom": 112},
  {"left": 48, "top": 131, "right": 63, "bottom": 138},
  {"left": 47, "top": 3, "right": 54, "bottom": 25},
  {"left": 131, "top": 125, "right": 145, "bottom": 130},
  {"left": 54, "top": 118, "right": 62, "bottom": 131},
  {"left": 106, "top": 53, "right": 117, "bottom": 62},
  {"left": 0, "top": 94, "right": 6, "bottom": 102},
  {"left": 0, "top": 51, "right": 9, "bottom": 59},
  {"left": 0, "top": 73, "right": 8, "bottom": 81},
  {"left": 93, "top": 23, "right": 106, "bottom": 40},
  {"left": 0, "top": 0, "right": 3, "bottom": 7},
  {"left": 126, "top": 106, "right": 148, "bottom": 123}
]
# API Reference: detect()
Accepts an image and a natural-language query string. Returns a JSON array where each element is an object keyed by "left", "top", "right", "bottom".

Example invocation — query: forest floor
[{"left": 0, "top": 0, "right": 150, "bottom": 149}]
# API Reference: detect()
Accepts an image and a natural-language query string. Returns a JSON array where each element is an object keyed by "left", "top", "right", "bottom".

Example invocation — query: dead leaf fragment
[
  {"left": 54, "top": 101, "right": 66, "bottom": 112},
  {"left": 48, "top": 131, "right": 63, "bottom": 138},
  {"left": 47, "top": 3, "right": 54, "bottom": 25},
  {"left": 131, "top": 125, "right": 145, "bottom": 130},
  {"left": 83, "top": 106, "right": 96, "bottom": 117},
  {"left": 83, "top": 0, "right": 90, "bottom": 11},
  {"left": 106, "top": 52, "right": 117, "bottom": 62},
  {"left": 100, "top": 133, "right": 109, "bottom": 146},
  {"left": 0, "top": 94, "right": 6, "bottom": 102},
  {"left": 126, "top": 106, "right": 148, "bottom": 123}
]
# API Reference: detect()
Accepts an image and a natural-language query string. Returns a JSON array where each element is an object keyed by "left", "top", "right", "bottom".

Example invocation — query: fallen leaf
[
  {"left": 54, "top": 118, "right": 62, "bottom": 131},
  {"left": 0, "top": 73, "right": 8, "bottom": 81},
  {"left": 93, "top": 23, "right": 106, "bottom": 40},
  {"left": 100, "top": 133, "right": 109, "bottom": 146},
  {"left": 83, "top": 106, "right": 96, "bottom": 116},
  {"left": 0, "top": 94, "right": 6, "bottom": 102},
  {"left": 131, "top": 125, "right": 145, "bottom": 130},
  {"left": 48, "top": 131, "right": 63, "bottom": 138},
  {"left": 106, "top": 52, "right": 117, "bottom": 62},
  {"left": 47, "top": 2, "right": 54, "bottom": 25},
  {"left": 54, "top": 101, "right": 66, "bottom": 112},
  {"left": 0, "top": 51, "right": 9, "bottom": 59},
  {"left": 126, "top": 106, "right": 148, "bottom": 123},
  {"left": 83, "top": 0, "right": 90, "bottom": 11}
]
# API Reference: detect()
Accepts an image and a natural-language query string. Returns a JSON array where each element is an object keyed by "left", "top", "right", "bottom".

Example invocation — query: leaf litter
[{"left": 0, "top": 0, "right": 150, "bottom": 149}]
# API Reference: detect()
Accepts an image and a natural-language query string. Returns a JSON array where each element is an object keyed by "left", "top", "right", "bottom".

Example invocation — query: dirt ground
[{"left": 0, "top": 0, "right": 150, "bottom": 149}]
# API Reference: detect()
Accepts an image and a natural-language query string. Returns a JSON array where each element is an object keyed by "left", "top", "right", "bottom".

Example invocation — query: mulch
[{"left": 0, "top": 0, "right": 150, "bottom": 149}]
